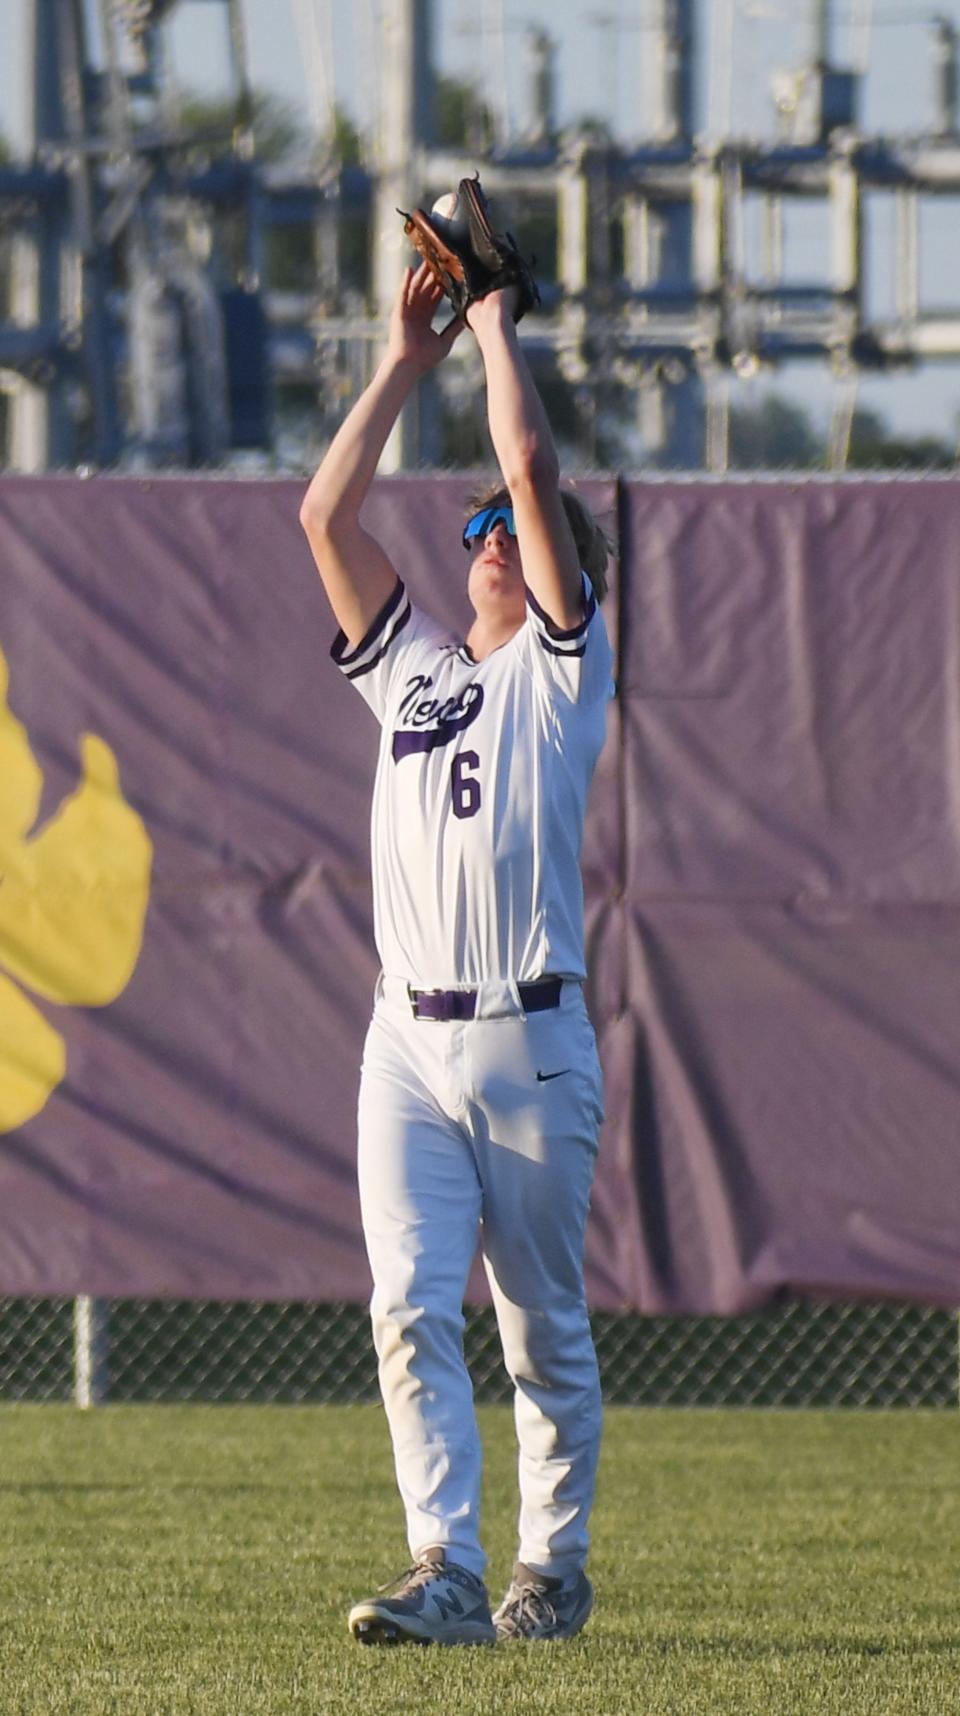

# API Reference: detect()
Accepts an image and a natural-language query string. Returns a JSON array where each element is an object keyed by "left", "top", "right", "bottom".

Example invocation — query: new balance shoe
[
  {"left": 348, "top": 1547, "right": 496, "bottom": 1646},
  {"left": 493, "top": 1563, "right": 593, "bottom": 1641}
]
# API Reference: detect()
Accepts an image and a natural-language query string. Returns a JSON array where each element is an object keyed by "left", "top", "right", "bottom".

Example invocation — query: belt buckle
[{"left": 408, "top": 983, "right": 442, "bottom": 1021}]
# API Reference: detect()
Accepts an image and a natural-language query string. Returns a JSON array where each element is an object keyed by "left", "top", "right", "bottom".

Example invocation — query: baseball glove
[{"left": 399, "top": 175, "right": 540, "bottom": 324}]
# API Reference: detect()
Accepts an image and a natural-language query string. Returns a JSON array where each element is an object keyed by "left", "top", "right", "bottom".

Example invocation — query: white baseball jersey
[{"left": 331, "top": 572, "right": 614, "bottom": 987}]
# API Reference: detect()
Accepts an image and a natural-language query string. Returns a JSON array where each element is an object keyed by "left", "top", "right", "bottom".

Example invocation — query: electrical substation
[{"left": 2, "top": 0, "right": 960, "bottom": 472}]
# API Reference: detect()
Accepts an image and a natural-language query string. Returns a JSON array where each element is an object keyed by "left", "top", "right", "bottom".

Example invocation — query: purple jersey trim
[
  {"left": 330, "top": 576, "right": 405, "bottom": 666},
  {"left": 344, "top": 602, "right": 412, "bottom": 680},
  {"left": 525, "top": 579, "right": 596, "bottom": 640}
]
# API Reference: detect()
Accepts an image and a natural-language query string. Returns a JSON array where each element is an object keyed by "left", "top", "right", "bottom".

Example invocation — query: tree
[
  {"left": 169, "top": 86, "right": 309, "bottom": 166},
  {"left": 729, "top": 393, "right": 822, "bottom": 469},
  {"left": 435, "top": 76, "right": 493, "bottom": 153},
  {"left": 727, "top": 393, "right": 956, "bottom": 472},
  {"left": 847, "top": 406, "right": 954, "bottom": 470},
  {"left": 331, "top": 106, "right": 364, "bottom": 169}
]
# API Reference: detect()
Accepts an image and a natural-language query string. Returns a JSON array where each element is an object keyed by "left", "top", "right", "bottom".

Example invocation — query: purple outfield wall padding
[
  {"left": 617, "top": 478, "right": 960, "bottom": 1311},
  {"left": 0, "top": 473, "right": 623, "bottom": 1302},
  {"left": 0, "top": 472, "right": 958, "bottom": 1311}
]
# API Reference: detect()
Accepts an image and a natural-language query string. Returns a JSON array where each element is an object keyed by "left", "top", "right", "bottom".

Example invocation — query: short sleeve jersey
[{"left": 331, "top": 573, "right": 614, "bottom": 987}]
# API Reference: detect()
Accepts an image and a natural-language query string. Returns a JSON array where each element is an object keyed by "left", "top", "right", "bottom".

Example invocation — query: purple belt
[{"left": 407, "top": 976, "right": 564, "bottom": 1022}]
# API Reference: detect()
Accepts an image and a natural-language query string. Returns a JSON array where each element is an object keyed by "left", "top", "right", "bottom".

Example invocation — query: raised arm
[
  {"left": 466, "top": 289, "right": 583, "bottom": 632},
  {"left": 299, "top": 264, "right": 463, "bottom": 648}
]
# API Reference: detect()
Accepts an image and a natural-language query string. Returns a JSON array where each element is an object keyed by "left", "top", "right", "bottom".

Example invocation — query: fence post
[{"left": 73, "top": 1296, "right": 109, "bottom": 1407}]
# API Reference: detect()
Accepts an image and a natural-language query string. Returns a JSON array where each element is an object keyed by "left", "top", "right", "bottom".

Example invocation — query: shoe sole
[
  {"left": 351, "top": 1616, "right": 421, "bottom": 1647},
  {"left": 349, "top": 1605, "right": 496, "bottom": 1648}
]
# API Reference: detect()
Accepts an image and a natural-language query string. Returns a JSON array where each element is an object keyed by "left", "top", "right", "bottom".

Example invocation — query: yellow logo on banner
[{"left": 0, "top": 646, "right": 152, "bottom": 1132}]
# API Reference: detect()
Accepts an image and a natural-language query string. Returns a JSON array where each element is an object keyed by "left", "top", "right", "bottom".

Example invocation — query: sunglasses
[{"left": 462, "top": 504, "right": 517, "bottom": 551}]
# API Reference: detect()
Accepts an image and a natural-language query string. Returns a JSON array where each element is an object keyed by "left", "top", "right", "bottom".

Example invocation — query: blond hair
[{"left": 465, "top": 482, "right": 611, "bottom": 603}]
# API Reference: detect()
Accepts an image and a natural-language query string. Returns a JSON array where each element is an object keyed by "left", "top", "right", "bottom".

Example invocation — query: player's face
[{"left": 464, "top": 510, "right": 525, "bottom": 620}]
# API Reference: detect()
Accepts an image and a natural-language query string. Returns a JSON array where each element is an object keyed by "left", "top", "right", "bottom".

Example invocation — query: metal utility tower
[
  {"left": 643, "top": 0, "right": 701, "bottom": 464},
  {"left": 4, "top": 0, "right": 261, "bottom": 470},
  {"left": 7, "top": 0, "right": 100, "bottom": 469},
  {"left": 932, "top": 15, "right": 959, "bottom": 137},
  {"left": 522, "top": 28, "right": 555, "bottom": 148},
  {"left": 374, "top": 0, "right": 438, "bottom": 470}
]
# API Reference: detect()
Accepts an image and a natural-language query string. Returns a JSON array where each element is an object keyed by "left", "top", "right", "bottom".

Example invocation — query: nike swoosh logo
[{"left": 536, "top": 1069, "right": 570, "bottom": 1082}]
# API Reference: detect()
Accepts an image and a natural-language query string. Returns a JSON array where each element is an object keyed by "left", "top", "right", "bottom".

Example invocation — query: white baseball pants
[{"left": 357, "top": 974, "right": 604, "bottom": 1583}]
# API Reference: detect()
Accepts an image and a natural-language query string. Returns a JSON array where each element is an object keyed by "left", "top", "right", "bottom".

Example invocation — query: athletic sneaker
[
  {"left": 493, "top": 1563, "right": 594, "bottom": 1641},
  {"left": 348, "top": 1547, "right": 496, "bottom": 1646}
]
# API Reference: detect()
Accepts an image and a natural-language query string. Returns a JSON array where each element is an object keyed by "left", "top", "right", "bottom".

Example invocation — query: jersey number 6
[{"left": 451, "top": 750, "right": 481, "bottom": 820}]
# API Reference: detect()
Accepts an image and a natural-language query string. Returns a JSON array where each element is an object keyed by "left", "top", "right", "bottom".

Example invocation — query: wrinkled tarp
[{"left": 0, "top": 473, "right": 957, "bottom": 1312}]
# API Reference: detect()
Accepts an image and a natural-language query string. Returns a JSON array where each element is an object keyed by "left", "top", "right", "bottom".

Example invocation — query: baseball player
[{"left": 299, "top": 258, "right": 614, "bottom": 1645}]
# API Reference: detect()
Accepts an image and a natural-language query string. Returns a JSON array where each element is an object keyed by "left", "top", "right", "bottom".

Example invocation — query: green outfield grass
[{"left": 0, "top": 1403, "right": 957, "bottom": 1715}]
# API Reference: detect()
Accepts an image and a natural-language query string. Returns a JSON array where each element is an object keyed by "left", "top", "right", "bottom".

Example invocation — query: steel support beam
[{"left": 373, "top": 0, "right": 437, "bottom": 471}]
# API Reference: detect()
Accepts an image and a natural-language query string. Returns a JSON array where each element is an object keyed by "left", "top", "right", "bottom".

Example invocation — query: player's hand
[
  {"left": 464, "top": 284, "right": 521, "bottom": 335},
  {"left": 388, "top": 263, "right": 465, "bottom": 373}
]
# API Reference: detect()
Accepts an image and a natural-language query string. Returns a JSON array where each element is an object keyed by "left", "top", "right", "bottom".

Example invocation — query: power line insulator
[{"left": 110, "top": 0, "right": 180, "bottom": 41}]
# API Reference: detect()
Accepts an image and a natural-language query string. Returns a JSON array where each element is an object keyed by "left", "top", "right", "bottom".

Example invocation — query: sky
[{"left": 3, "top": 0, "right": 960, "bottom": 443}]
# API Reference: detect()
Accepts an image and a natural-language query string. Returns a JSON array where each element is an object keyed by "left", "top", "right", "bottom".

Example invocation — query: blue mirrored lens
[{"left": 462, "top": 505, "right": 516, "bottom": 549}]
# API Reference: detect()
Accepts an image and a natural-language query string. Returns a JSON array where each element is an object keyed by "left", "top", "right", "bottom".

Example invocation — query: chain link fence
[{"left": 0, "top": 1297, "right": 956, "bottom": 1408}]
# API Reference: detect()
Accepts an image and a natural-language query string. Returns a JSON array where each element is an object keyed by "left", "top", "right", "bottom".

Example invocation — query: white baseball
[{"left": 431, "top": 193, "right": 458, "bottom": 218}]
